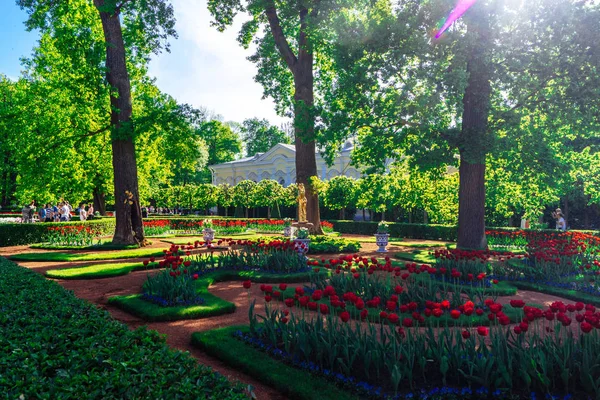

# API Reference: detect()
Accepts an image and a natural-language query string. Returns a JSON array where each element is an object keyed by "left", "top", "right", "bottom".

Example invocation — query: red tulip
[
  {"left": 340, "top": 311, "right": 350, "bottom": 323},
  {"left": 477, "top": 326, "right": 489, "bottom": 337}
]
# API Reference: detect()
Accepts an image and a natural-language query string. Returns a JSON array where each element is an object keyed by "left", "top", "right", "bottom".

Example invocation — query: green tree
[
  {"left": 255, "top": 179, "right": 284, "bottom": 218},
  {"left": 208, "top": 0, "right": 371, "bottom": 234},
  {"left": 241, "top": 118, "right": 290, "bottom": 156},
  {"left": 19, "top": 0, "right": 178, "bottom": 245},
  {"left": 323, "top": 0, "right": 600, "bottom": 247},
  {"left": 196, "top": 120, "right": 242, "bottom": 183},
  {"left": 323, "top": 176, "right": 357, "bottom": 220},
  {"left": 233, "top": 180, "right": 257, "bottom": 218}
]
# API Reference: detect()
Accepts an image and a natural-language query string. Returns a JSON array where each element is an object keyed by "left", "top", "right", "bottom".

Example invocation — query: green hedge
[
  {"left": 0, "top": 218, "right": 116, "bottom": 247},
  {"left": 0, "top": 257, "right": 246, "bottom": 399},
  {"left": 330, "top": 220, "right": 600, "bottom": 242},
  {"left": 330, "top": 221, "right": 458, "bottom": 241}
]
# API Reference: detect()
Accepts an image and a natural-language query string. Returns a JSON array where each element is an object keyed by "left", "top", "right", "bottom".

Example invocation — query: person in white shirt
[
  {"left": 552, "top": 208, "right": 567, "bottom": 231},
  {"left": 79, "top": 203, "right": 87, "bottom": 221}
]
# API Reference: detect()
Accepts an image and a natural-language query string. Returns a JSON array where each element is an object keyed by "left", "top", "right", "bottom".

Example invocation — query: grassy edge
[
  {"left": 108, "top": 291, "right": 235, "bottom": 322},
  {"left": 509, "top": 281, "right": 600, "bottom": 307},
  {"left": 394, "top": 251, "right": 437, "bottom": 264},
  {"left": 10, "top": 248, "right": 166, "bottom": 262},
  {"left": 191, "top": 325, "right": 358, "bottom": 400},
  {"left": 107, "top": 269, "right": 325, "bottom": 321},
  {"left": 45, "top": 262, "right": 161, "bottom": 280}
]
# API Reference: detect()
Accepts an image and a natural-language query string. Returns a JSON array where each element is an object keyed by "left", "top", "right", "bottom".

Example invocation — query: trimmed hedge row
[
  {"left": 330, "top": 221, "right": 458, "bottom": 241},
  {"left": 0, "top": 258, "right": 246, "bottom": 399},
  {"left": 0, "top": 219, "right": 116, "bottom": 247},
  {"left": 329, "top": 220, "right": 600, "bottom": 242}
]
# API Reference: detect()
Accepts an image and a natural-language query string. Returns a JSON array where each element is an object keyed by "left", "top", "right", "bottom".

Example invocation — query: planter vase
[
  {"left": 283, "top": 225, "right": 292, "bottom": 238},
  {"left": 203, "top": 228, "right": 215, "bottom": 243},
  {"left": 294, "top": 238, "right": 311, "bottom": 259},
  {"left": 374, "top": 233, "right": 390, "bottom": 252}
]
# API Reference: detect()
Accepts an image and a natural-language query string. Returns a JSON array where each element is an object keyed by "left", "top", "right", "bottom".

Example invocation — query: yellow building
[{"left": 208, "top": 142, "right": 362, "bottom": 186}]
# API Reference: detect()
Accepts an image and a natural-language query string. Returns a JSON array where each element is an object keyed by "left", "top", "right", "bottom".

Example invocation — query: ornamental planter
[
  {"left": 202, "top": 228, "right": 215, "bottom": 244},
  {"left": 294, "top": 238, "right": 311, "bottom": 259},
  {"left": 283, "top": 226, "right": 293, "bottom": 238},
  {"left": 374, "top": 233, "right": 390, "bottom": 252}
]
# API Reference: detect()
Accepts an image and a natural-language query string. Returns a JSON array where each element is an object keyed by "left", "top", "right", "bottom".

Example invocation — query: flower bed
[
  {"left": 45, "top": 225, "right": 102, "bottom": 247},
  {"left": 143, "top": 219, "right": 171, "bottom": 236},
  {"left": 245, "top": 299, "right": 600, "bottom": 399}
]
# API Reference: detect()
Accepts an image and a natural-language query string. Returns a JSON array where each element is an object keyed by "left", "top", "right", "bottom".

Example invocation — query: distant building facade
[{"left": 208, "top": 142, "right": 362, "bottom": 186}]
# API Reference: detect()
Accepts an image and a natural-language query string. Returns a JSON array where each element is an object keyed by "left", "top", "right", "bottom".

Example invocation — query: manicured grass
[
  {"left": 108, "top": 291, "right": 235, "bottom": 322},
  {"left": 30, "top": 239, "right": 141, "bottom": 250},
  {"left": 10, "top": 247, "right": 166, "bottom": 262},
  {"left": 508, "top": 281, "right": 600, "bottom": 307},
  {"left": 108, "top": 268, "right": 325, "bottom": 321},
  {"left": 192, "top": 325, "right": 358, "bottom": 400},
  {"left": 0, "top": 257, "right": 246, "bottom": 399},
  {"left": 394, "top": 250, "right": 437, "bottom": 264},
  {"left": 45, "top": 261, "right": 161, "bottom": 279}
]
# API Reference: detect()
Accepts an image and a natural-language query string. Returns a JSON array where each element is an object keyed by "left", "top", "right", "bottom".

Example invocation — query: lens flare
[{"left": 435, "top": 0, "right": 478, "bottom": 39}]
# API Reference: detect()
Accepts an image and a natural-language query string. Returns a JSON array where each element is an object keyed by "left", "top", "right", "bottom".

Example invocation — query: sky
[{"left": 0, "top": 0, "right": 287, "bottom": 126}]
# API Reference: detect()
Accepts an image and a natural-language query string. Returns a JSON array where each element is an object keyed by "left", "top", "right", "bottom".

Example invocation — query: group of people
[{"left": 21, "top": 200, "right": 95, "bottom": 223}]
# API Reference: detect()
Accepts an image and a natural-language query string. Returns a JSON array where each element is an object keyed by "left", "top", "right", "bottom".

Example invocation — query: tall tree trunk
[
  {"left": 95, "top": 0, "right": 144, "bottom": 245},
  {"left": 423, "top": 210, "right": 428, "bottom": 225},
  {"left": 457, "top": 8, "right": 492, "bottom": 250},
  {"left": 93, "top": 187, "right": 106, "bottom": 216},
  {"left": 265, "top": 4, "right": 323, "bottom": 235},
  {"left": 294, "top": 67, "right": 323, "bottom": 234}
]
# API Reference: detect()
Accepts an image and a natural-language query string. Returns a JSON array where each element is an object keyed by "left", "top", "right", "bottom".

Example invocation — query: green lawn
[
  {"left": 394, "top": 250, "right": 437, "bottom": 264},
  {"left": 45, "top": 261, "right": 161, "bottom": 279},
  {"left": 10, "top": 247, "right": 165, "bottom": 262},
  {"left": 30, "top": 238, "right": 141, "bottom": 251}
]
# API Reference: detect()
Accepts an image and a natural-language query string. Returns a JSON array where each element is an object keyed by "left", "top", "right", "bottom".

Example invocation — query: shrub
[
  {"left": 308, "top": 235, "right": 361, "bottom": 254},
  {"left": 0, "top": 219, "right": 116, "bottom": 247},
  {"left": 0, "top": 258, "right": 245, "bottom": 399}
]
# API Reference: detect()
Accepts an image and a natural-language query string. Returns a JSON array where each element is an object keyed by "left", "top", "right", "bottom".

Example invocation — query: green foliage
[
  {"left": 197, "top": 120, "right": 242, "bottom": 166},
  {"left": 323, "top": 176, "right": 357, "bottom": 212},
  {"left": 0, "top": 258, "right": 245, "bottom": 399},
  {"left": 331, "top": 221, "right": 458, "bottom": 241},
  {"left": 108, "top": 292, "right": 235, "bottom": 322},
  {"left": 241, "top": 118, "right": 290, "bottom": 156},
  {"left": 10, "top": 247, "right": 165, "bottom": 262},
  {"left": 0, "top": 219, "right": 115, "bottom": 247},
  {"left": 45, "top": 261, "right": 160, "bottom": 280},
  {"left": 192, "top": 326, "right": 358, "bottom": 400},
  {"left": 308, "top": 235, "right": 361, "bottom": 254}
]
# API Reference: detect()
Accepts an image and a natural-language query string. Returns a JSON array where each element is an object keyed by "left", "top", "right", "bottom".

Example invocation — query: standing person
[
  {"left": 79, "top": 203, "right": 87, "bottom": 221},
  {"left": 552, "top": 208, "right": 567, "bottom": 231},
  {"left": 38, "top": 204, "right": 47, "bottom": 222},
  {"left": 22, "top": 202, "right": 33, "bottom": 223},
  {"left": 60, "top": 202, "right": 70, "bottom": 222},
  {"left": 87, "top": 204, "right": 95, "bottom": 220},
  {"left": 52, "top": 203, "right": 60, "bottom": 222},
  {"left": 45, "top": 203, "right": 54, "bottom": 222}
]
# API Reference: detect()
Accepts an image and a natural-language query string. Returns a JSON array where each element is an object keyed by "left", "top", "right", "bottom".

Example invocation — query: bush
[
  {"left": 0, "top": 257, "right": 245, "bottom": 399},
  {"left": 330, "top": 221, "right": 458, "bottom": 241},
  {"left": 308, "top": 235, "right": 361, "bottom": 254},
  {"left": 331, "top": 221, "right": 600, "bottom": 242},
  {"left": 0, "top": 219, "right": 116, "bottom": 247}
]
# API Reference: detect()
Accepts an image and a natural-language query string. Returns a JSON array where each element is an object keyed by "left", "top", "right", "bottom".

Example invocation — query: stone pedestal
[{"left": 291, "top": 222, "right": 314, "bottom": 237}]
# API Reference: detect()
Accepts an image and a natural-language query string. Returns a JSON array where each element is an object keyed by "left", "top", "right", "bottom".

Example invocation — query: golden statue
[{"left": 297, "top": 183, "right": 307, "bottom": 222}]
